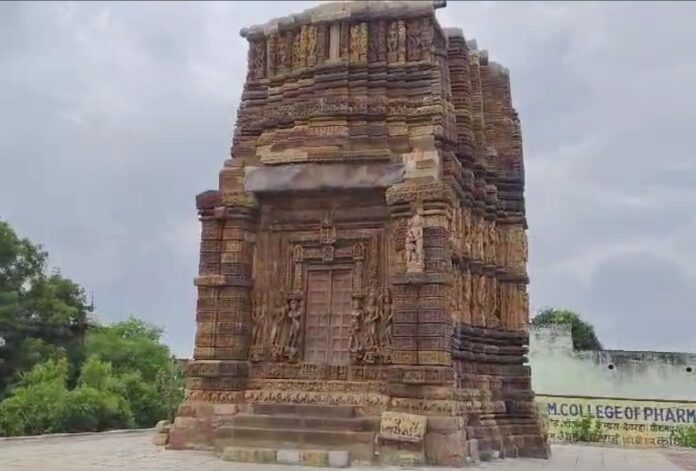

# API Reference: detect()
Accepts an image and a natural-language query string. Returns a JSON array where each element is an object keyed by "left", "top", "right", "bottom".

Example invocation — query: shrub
[
  {"left": 0, "top": 358, "right": 70, "bottom": 436},
  {"left": 562, "top": 415, "right": 603, "bottom": 442},
  {"left": 62, "top": 386, "right": 133, "bottom": 432},
  {"left": 672, "top": 425, "right": 696, "bottom": 448}
]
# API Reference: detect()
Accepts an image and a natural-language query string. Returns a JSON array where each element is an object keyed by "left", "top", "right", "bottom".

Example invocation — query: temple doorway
[{"left": 303, "top": 268, "right": 353, "bottom": 365}]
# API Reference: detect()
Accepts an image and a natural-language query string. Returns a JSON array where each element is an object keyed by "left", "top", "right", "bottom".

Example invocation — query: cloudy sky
[{"left": 2, "top": 1, "right": 696, "bottom": 356}]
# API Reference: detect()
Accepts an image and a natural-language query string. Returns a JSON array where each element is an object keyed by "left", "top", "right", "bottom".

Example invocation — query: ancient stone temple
[{"left": 169, "top": 0, "right": 548, "bottom": 465}]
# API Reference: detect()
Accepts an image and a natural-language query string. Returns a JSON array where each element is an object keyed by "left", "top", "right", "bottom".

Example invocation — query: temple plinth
[{"left": 168, "top": 0, "right": 549, "bottom": 465}]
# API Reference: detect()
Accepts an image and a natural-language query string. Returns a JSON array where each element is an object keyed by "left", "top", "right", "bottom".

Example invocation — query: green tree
[
  {"left": 85, "top": 318, "right": 185, "bottom": 427},
  {"left": 0, "top": 220, "right": 93, "bottom": 395},
  {"left": 532, "top": 307, "right": 603, "bottom": 350},
  {"left": 0, "top": 220, "right": 184, "bottom": 435}
]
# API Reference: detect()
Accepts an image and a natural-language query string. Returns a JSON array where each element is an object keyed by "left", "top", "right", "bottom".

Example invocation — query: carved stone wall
[{"left": 171, "top": 1, "right": 547, "bottom": 465}]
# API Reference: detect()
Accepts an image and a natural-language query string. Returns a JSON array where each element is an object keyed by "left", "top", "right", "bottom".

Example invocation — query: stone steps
[
  {"left": 214, "top": 404, "right": 379, "bottom": 462},
  {"left": 251, "top": 403, "right": 356, "bottom": 418},
  {"left": 229, "top": 413, "right": 380, "bottom": 432},
  {"left": 216, "top": 425, "right": 376, "bottom": 448}
]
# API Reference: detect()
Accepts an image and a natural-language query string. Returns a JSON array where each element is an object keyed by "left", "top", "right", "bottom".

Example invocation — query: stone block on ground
[
  {"left": 155, "top": 420, "right": 172, "bottom": 434},
  {"left": 221, "top": 446, "right": 277, "bottom": 463},
  {"left": 277, "top": 449, "right": 301, "bottom": 465},
  {"left": 328, "top": 450, "right": 350, "bottom": 468},
  {"left": 300, "top": 449, "right": 329, "bottom": 467},
  {"left": 152, "top": 433, "right": 169, "bottom": 447}
]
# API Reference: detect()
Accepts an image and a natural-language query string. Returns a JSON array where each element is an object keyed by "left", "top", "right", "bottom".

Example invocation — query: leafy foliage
[
  {"left": 672, "top": 425, "right": 696, "bottom": 448},
  {"left": 0, "top": 219, "right": 184, "bottom": 436},
  {"left": 0, "top": 220, "right": 92, "bottom": 395},
  {"left": 532, "top": 307, "right": 603, "bottom": 350}
]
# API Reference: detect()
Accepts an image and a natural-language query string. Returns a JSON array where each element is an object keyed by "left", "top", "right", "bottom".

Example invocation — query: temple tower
[{"left": 169, "top": 0, "right": 548, "bottom": 464}]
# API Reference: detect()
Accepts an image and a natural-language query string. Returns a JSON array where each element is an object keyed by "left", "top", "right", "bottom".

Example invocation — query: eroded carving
[{"left": 405, "top": 206, "right": 425, "bottom": 273}]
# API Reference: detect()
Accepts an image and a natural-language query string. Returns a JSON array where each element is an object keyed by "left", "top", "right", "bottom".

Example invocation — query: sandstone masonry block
[
  {"left": 300, "top": 449, "right": 329, "bottom": 467},
  {"left": 277, "top": 449, "right": 301, "bottom": 465},
  {"left": 328, "top": 450, "right": 351, "bottom": 468}
]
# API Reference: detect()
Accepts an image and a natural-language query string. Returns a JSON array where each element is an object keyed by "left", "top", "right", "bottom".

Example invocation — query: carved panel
[
  {"left": 340, "top": 22, "right": 350, "bottom": 59},
  {"left": 278, "top": 31, "right": 292, "bottom": 72},
  {"left": 368, "top": 20, "right": 386, "bottom": 62},
  {"left": 249, "top": 39, "right": 266, "bottom": 79},
  {"left": 293, "top": 27, "right": 306, "bottom": 69},
  {"left": 349, "top": 22, "right": 368, "bottom": 63},
  {"left": 306, "top": 25, "right": 318, "bottom": 67},
  {"left": 316, "top": 23, "right": 328, "bottom": 62}
]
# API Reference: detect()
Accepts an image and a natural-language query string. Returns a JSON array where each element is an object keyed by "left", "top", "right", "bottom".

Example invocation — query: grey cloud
[{"left": 2, "top": 1, "right": 696, "bottom": 355}]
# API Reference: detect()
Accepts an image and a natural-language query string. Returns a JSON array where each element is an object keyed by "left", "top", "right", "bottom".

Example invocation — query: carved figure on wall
[
  {"left": 278, "top": 32, "right": 291, "bottom": 71},
  {"left": 486, "top": 277, "right": 499, "bottom": 327},
  {"left": 255, "top": 40, "right": 267, "bottom": 79},
  {"left": 340, "top": 22, "right": 350, "bottom": 59},
  {"left": 349, "top": 297, "right": 364, "bottom": 357},
  {"left": 462, "top": 206, "right": 472, "bottom": 257},
  {"left": 251, "top": 290, "right": 266, "bottom": 347},
  {"left": 350, "top": 23, "right": 367, "bottom": 62},
  {"left": 405, "top": 206, "right": 425, "bottom": 273},
  {"left": 387, "top": 21, "right": 399, "bottom": 62},
  {"left": 322, "top": 244, "right": 334, "bottom": 262},
  {"left": 294, "top": 27, "right": 306, "bottom": 69},
  {"left": 380, "top": 287, "right": 393, "bottom": 348},
  {"left": 286, "top": 295, "right": 303, "bottom": 361},
  {"left": 270, "top": 292, "right": 288, "bottom": 359},
  {"left": 267, "top": 34, "right": 277, "bottom": 75},
  {"left": 306, "top": 25, "right": 317, "bottom": 66},
  {"left": 320, "top": 211, "right": 336, "bottom": 245},
  {"left": 316, "top": 24, "right": 328, "bottom": 62},
  {"left": 520, "top": 288, "right": 529, "bottom": 329},
  {"left": 462, "top": 269, "right": 472, "bottom": 324},
  {"left": 368, "top": 21, "right": 383, "bottom": 62},
  {"left": 521, "top": 230, "right": 529, "bottom": 264},
  {"left": 474, "top": 217, "right": 484, "bottom": 261},
  {"left": 406, "top": 18, "right": 421, "bottom": 61},
  {"left": 364, "top": 289, "right": 380, "bottom": 348},
  {"left": 475, "top": 275, "right": 486, "bottom": 326}
]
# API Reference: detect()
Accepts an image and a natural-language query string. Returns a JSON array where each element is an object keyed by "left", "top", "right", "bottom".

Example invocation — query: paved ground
[{"left": 1, "top": 430, "right": 695, "bottom": 471}]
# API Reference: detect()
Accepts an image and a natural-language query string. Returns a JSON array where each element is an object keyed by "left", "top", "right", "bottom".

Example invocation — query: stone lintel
[{"left": 244, "top": 163, "right": 404, "bottom": 193}]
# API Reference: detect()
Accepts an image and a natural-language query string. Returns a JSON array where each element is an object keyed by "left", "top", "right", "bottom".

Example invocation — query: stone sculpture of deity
[{"left": 405, "top": 206, "right": 425, "bottom": 273}]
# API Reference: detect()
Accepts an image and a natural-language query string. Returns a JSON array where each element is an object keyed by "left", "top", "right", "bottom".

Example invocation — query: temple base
[{"left": 168, "top": 390, "right": 549, "bottom": 466}]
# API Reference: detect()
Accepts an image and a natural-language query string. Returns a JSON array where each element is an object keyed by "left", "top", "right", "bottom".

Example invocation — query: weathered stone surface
[
  {"left": 170, "top": 0, "right": 546, "bottom": 465},
  {"left": 152, "top": 433, "right": 169, "bottom": 447},
  {"left": 277, "top": 449, "right": 301, "bottom": 465},
  {"left": 221, "top": 446, "right": 277, "bottom": 463},
  {"left": 425, "top": 431, "right": 466, "bottom": 466},
  {"left": 300, "top": 450, "right": 329, "bottom": 467},
  {"left": 379, "top": 411, "right": 426, "bottom": 443},
  {"left": 328, "top": 450, "right": 351, "bottom": 468},
  {"left": 155, "top": 420, "right": 171, "bottom": 434},
  {"left": 244, "top": 163, "right": 404, "bottom": 193}
]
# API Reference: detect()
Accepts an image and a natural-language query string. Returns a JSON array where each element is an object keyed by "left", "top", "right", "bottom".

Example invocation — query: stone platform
[{"left": 2, "top": 430, "right": 694, "bottom": 471}]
